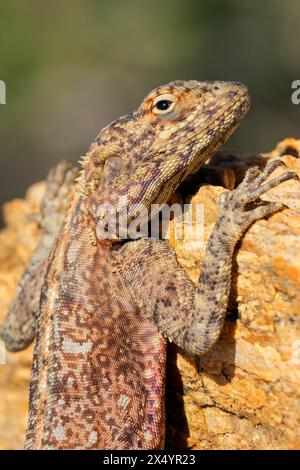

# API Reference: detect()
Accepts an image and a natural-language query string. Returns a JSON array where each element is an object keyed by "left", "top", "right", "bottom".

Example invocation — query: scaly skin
[
  {"left": 1, "top": 80, "right": 297, "bottom": 449},
  {"left": 0, "top": 162, "right": 78, "bottom": 351}
]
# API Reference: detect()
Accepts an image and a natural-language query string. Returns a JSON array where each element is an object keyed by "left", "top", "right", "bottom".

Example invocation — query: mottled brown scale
[
  {"left": 25, "top": 192, "right": 166, "bottom": 449},
  {"left": 1, "top": 80, "right": 297, "bottom": 450}
]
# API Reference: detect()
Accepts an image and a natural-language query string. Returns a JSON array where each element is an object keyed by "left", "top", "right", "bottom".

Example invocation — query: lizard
[{"left": 1, "top": 80, "right": 298, "bottom": 450}]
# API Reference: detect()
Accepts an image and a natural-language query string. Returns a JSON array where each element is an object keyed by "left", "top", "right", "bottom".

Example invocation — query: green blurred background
[{"left": 0, "top": 0, "right": 299, "bottom": 212}]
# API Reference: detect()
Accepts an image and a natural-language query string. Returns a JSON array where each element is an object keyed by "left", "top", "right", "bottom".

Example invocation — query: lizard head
[{"left": 82, "top": 80, "right": 250, "bottom": 240}]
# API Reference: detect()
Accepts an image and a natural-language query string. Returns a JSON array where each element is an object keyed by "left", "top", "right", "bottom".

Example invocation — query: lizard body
[{"left": 1, "top": 80, "right": 297, "bottom": 449}]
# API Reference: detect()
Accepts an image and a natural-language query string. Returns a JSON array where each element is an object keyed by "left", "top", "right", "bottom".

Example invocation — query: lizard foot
[{"left": 219, "top": 158, "right": 299, "bottom": 235}]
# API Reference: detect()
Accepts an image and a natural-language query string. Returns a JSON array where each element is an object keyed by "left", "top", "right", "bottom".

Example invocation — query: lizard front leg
[
  {"left": 119, "top": 160, "right": 298, "bottom": 356},
  {"left": 1, "top": 161, "right": 78, "bottom": 351}
]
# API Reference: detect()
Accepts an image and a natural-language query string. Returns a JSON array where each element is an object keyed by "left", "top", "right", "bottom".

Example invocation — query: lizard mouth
[
  {"left": 185, "top": 87, "right": 251, "bottom": 178},
  {"left": 139, "top": 85, "right": 251, "bottom": 213}
]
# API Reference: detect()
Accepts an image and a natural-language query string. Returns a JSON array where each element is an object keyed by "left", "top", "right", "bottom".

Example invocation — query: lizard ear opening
[{"left": 103, "top": 156, "right": 124, "bottom": 183}]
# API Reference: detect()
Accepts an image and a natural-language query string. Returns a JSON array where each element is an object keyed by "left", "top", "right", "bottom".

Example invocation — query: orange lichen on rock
[{"left": 0, "top": 181, "right": 46, "bottom": 450}]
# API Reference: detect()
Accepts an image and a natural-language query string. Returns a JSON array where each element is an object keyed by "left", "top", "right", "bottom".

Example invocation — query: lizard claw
[
  {"left": 219, "top": 158, "right": 297, "bottom": 234},
  {"left": 240, "top": 158, "right": 285, "bottom": 188}
]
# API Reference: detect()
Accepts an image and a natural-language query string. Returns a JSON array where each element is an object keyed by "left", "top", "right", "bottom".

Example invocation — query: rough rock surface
[
  {"left": 0, "top": 138, "right": 300, "bottom": 450},
  {"left": 165, "top": 138, "right": 300, "bottom": 449},
  {"left": 0, "top": 181, "right": 46, "bottom": 450}
]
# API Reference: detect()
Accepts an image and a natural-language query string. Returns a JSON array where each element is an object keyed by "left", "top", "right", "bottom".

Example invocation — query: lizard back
[{"left": 26, "top": 190, "right": 166, "bottom": 449}]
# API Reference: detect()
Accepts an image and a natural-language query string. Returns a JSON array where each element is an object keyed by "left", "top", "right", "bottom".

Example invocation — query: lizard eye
[
  {"left": 152, "top": 93, "right": 176, "bottom": 115},
  {"left": 155, "top": 100, "right": 172, "bottom": 110}
]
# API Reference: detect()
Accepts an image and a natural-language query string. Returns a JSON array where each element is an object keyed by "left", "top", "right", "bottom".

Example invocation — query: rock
[
  {"left": 0, "top": 181, "right": 46, "bottom": 450},
  {"left": 0, "top": 139, "right": 300, "bottom": 450},
  {"left": 165, "top": 138, "right": 300, "bottom": 449}
]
